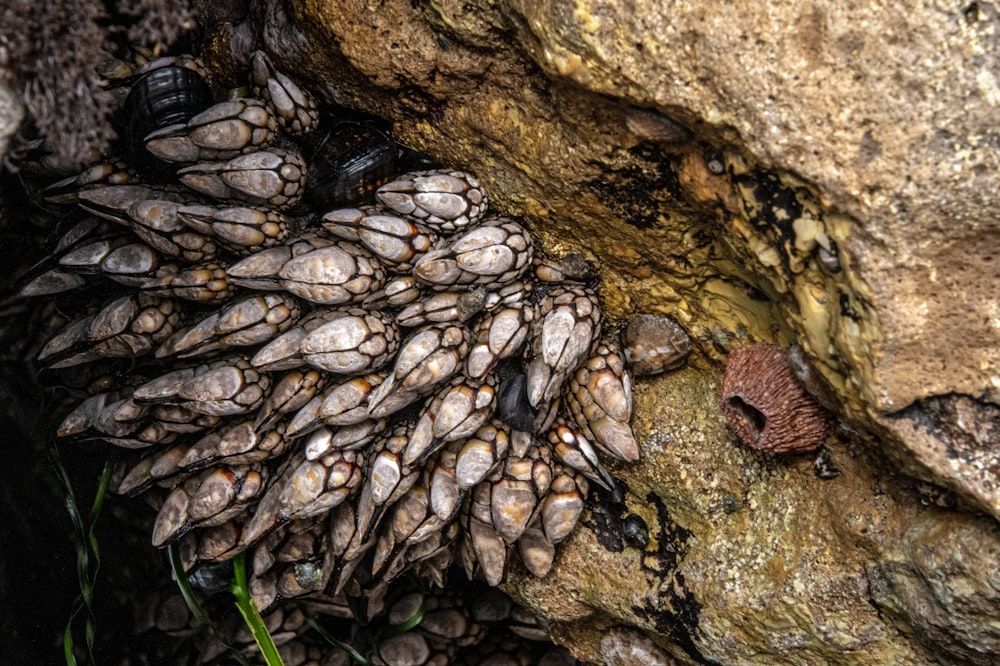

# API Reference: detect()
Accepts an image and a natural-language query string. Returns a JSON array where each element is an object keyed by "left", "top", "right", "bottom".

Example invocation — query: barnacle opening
[{"left": 726, "top": 395, "right": 767, "bottom": 434}]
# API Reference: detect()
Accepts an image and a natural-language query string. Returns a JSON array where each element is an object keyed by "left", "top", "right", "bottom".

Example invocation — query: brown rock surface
[
  {"left": 226, "top": 0, "right": 1000, "bottom": 662},
  {"left": 510, "top": 367, "right": 1000, "bottom": 664},
  {"left": 263, "top": 0, "right": 1000, "bottom": 502}
]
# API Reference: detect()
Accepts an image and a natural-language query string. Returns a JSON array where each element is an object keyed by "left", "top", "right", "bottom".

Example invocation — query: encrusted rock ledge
[{"left": 197, "top": 0, "right": 1000, "bottom": 663}]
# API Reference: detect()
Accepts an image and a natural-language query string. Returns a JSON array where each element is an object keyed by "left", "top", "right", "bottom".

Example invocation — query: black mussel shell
[
  {"left": 622, "top": 514, "right": 650, "bottom": 549},
  {"left": 496, "top": 373, "right": 536, "bottom": 432},
  {"left": 306, "top": 123, "right": 396, "bottom": 209},
  {"left": 187, "top": 560, "right": 235, "bottom": 594},
  {"left": 124, "top": 66, "right": 214, "bottom": 176}
]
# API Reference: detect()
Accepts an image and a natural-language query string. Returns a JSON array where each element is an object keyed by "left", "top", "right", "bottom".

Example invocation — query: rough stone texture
[
  {"left": 226, "top": 0, "right": 1000, "bottom": 662},
  {"left": 512, "top": 0, "right": 1000, "bottom": 402},
  {"left": 508, "top": 368, "right": 1000, "bottom": 664},
  {"left": 0, "top": 79, "right": 24, "bottom": 165}
]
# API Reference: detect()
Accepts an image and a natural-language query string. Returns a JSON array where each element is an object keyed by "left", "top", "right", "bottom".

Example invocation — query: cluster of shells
[
  {"left": 122, "top": 570, "right": 578, "bottom": 664},
  {"left": 19, "top": 50, "right": 695, "bottom": 664}
]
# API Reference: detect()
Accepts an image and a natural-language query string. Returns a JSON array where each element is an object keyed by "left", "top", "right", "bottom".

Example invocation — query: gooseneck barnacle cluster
[{"left": 17, "top": 49, "right": 694, "bottom": 663}]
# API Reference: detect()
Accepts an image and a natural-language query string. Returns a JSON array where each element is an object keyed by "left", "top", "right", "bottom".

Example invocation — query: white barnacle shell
[
  {"left": 363, "top": 275, "right": 422, "bottom": 309},
  {"left": 464, "top": 481, "right": 509, "bottom": 586},
  {"left": 518, "top": 525, "right": 555, "bottom": 577},
  {"left": 547, "top": 416, "right": 616, "bottom": 489},
  {"left": 525, "top": 285, "right": 602, "bottom": 408},
  {"left": 465, "top": 303, "right": 532, "bottom": 380},
  {"left": 226, "top": 233, "right": 335, "bottom": 291},
  {"left": 540, "top": 465, "right": 588, "bottom": 544},
  {"left": 248, "top": 320, "right": 314, "bottom": 371},
  {"left": 40, "top": 294, "right": 180, "bottom": 368},
  {"left": 276, "top": 448, "right": 365, "bottom": 520},
  {"left": 319, "top": 372, "right": 388, "bottom": 426},
  {"left": 178, "top": 148, "right": 306, "bottom": 209},
  {"left": 488, "top": 443, "right": 552, "bottom": 545},
  {"left": 366, "top": 323, "right": 470, "bottom": 419},
  {"left": 564, "top": 342, "right": 638, "bottom": 462},
  {"left": 455, "top": 420, "right": 510, "bottom": 489},
  {"left": 253, "top": 369, "right": 325, "bottom": 432},
  {"left": 292, "top": 307, "right": 399, "bottom": 375},
  {"left": 178, "top": 205, "right": 290, "bottom": 255},
  {"left": 395, "top": 288, "right": 486, "bottom": 328},
  {"left": 277, "top": 242, "right": 385, "bottom": 305},
  {"left": 249, "top": 50, "right": 319, "bottom": 137},
  {"left": 376, "top": 169, "right": 488, "bottom": 232},
  {"left": 156, "top": 292, "right": 300, "bottom": 359},
  {"left": 403, "top": 375, "right": 498, "bottom": 468},
  {"left": 145, "top": 97, "right": 276, "bottom": 163},
  {"left": 175, "top": 358, "right": 271, "bottom": 416},
  {"left": 323, "top": 206, "right": 435, "bottom": 270},
  {"left": 413, "top": 217, "right": 533, "bottom": 289}
]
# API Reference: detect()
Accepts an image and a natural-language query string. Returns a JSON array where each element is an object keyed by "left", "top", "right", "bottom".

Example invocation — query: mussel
[
  {"left": 123, "top": 66, "right": 214, "bottom": 176},
  {"left": 306, "top": 123, "right": 397, "bottom": 209}
]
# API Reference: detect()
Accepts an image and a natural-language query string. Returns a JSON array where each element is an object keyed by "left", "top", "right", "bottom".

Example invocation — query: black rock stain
[
  {"left": 587, "top": 149, "right": 687, "bottom": 230},
  {"left": 733, "top": 169, "right": 804, "bottom": 239},
  {"left": 731, "top": 168, "right": 826, "bottom": 277},
  {"left": 632, "top": 492, "right": 715, "bottom": 664},
  {"left": 580, "top": 482, "right": 628, "bottom": 552},
  {"left": 582, "top": 486, "right": 714, "bottom": 664}
]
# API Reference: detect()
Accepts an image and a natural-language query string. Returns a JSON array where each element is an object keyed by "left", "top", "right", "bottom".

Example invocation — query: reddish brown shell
[{"left": 721, "top": 343, "right": 829, "bottom": 454}]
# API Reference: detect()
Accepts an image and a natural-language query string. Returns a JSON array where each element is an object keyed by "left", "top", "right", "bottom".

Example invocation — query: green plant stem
[
  {"left": 49, "top": 440, "right": 115, "bottom": 666},
  {"left": 305, "top": 614, "right": 371, "bottom": 665},
  {"left": 231, "top": 553, "right": 284, "bottom": 666},
  {"left": 168, "top": 545, "right": 253, "bottom": 666},
  {"left": 167, "top": 543, "right": 210, "bottom": 625}
]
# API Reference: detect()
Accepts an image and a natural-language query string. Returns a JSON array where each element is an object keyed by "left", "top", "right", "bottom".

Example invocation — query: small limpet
[{"left": 622, "top": 313, "right": 690, "bottom": 377}]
